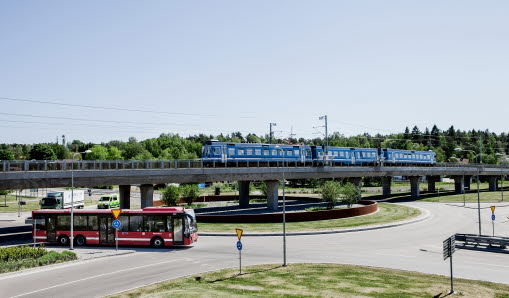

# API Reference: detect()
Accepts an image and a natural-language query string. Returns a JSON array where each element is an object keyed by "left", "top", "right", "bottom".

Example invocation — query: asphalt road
[{"left": 1, "top": 201, "right": 509, "bottom": 297}]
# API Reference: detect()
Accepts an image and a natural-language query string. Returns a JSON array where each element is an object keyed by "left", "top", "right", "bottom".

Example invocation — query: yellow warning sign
[
  {"left": 236, "top": 228, "right": 243, "bottom": 240},
  {"left": 111, "top": 209, "right": 122, "bottom": 220},
  {"left": 490, "top": 206, "right": 496, "bottom": 214}
]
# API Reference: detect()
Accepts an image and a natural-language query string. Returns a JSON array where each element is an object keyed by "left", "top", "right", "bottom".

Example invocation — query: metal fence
[{"left": 0, "top": 159, "right": 507, "bottom": 172}]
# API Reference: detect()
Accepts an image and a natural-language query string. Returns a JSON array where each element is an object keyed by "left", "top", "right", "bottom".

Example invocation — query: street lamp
[
  {"left": 275, "top": 145, "right": 287, "bottom": 267},
  {"left": 454, "top": 148, "right": 482, "bottom": 235},
  {"left": 70, "top": 149, "right": 92, "bottom": 250}
]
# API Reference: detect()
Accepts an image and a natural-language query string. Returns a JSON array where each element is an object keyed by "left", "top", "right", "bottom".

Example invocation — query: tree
[
  {"left": 340, "top": 182, "right": 360, "bottom": 208},
  {"left": 161, "top": 185, "right": 180, "bottom": 206},
  {"left": 259, "top": 182, "right": 268, "bottom": 197},
  {"left": 320, "top": 181, "right": 342, "bottom": 209},
  {"left": 181, "top": 184, "right": 200, "bottom": 205},
  {"left": 0, "top": 149, "right": 14, "bottom": 160},
  {"left": 107, "top": 147, "right": 123, "bottom": 160},
  {"left": 85, "top": 145, "right": 108, "bottom": 160},
  {"left": 50, "top": 144, "right": 70, "bottom": 159},
  {"left": 28, "top": 144, "right": 57, "bottom": 160}
]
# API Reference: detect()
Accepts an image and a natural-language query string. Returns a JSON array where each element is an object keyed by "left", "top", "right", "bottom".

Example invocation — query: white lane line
[{"left": 10, "top": 258, "right": 191, "bottom": 298}]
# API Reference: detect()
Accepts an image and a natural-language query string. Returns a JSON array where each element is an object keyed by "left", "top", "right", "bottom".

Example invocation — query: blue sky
[{"left": 1, "top": 1, "right": 508, "bottom": 144}]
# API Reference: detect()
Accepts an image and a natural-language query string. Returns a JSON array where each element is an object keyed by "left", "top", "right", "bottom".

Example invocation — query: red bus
[{"left": 30, "top": 207, "right": 198, "bottom": 248}]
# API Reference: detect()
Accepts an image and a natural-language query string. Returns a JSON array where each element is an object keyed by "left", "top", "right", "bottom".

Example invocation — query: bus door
[
  {"left": 46, "top": 215, "right": 57, "bottom": 243},
  {"left": 99, "top": 217, "right": 114, "bottom": 244},
  {"left": 172, "top": 216, "right": 184, "bottom": 245}
]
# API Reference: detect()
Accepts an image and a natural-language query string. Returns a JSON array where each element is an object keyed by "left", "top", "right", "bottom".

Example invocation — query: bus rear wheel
[
  {"left": 75, "top": 235, "right": 86, "bottom": 246},
  {"left": 58, "top": 235, "right": 69, "bottom": 246},
  {"left": 151, "top": 237, "right": 164, "bottom": 248}
]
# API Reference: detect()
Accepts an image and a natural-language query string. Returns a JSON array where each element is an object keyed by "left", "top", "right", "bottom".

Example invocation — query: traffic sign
[
  {"left": 443, "top": 236, "right": 455, "bottom": 260},
  {"left": 111, "top": 209, "right": 122, "bottom": 220},
  {"left": 236, "top": 228, "right": 243, "bottom": 240},
  {"left": 112, "top": 219, "right": 121, "bottom": 229},
  {"left": 492, "top": 214, "right": 496, "bottom": 221},
  {"left": 237, "top": 241, "right": 242, "bottom": 251},
  {"left": 490, "top": 206, "right": 496, "bottom": 214}
]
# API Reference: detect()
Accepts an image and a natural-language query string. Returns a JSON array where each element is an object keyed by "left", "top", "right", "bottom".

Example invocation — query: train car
[
  {"left": 381, "top": 149, "right": 436, "bottom": 165},
  {"left": 202, "top": 140, "right": 312, "bottom": 163},
  {"left": 311, "top": 146, "right": 379, "bottom": 165}
]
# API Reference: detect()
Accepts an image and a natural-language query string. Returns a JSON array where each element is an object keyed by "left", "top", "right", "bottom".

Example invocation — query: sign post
[
  {"left": 236, "top": 228, "right": 243, "bottom": 275},
  {"left": 490, "top": 206, "right": 496, "bottom": 236},
  {"left": 443, "top": 235, "right": 456, "bottom": 294},
  {"left": 111, "top": 209, "right": 122, "bottom": 251}
]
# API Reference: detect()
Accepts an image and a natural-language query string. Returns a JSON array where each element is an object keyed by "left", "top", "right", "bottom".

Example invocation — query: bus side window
[
  {"left": 129, "top": 215, "right": 143, "bottom": 232},
  {"left": 88, "top": 215, "right": 98, "bottom": 231}
]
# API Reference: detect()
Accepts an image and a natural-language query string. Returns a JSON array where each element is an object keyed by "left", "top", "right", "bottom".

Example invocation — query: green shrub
[
  {"left": 181, "top": 184, "right": 200, "bottom": 205},
  {"left": 0, "top": 248, "right": 76, "bottom": 274},
  {"left": 162, "top": 185, "right": 181, "bottom": 206},
  {"left": 0, "top": 245, "right": 47, "bottom": 262},
  {"left": 340, "top": 182, "right": 360, "bottom": 208},
  {"left": 321, "top": 181, "right": 342, "bottom": 209}
]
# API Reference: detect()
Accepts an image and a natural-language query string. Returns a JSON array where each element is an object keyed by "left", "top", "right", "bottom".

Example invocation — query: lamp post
[
  {"left": 70, "top": 150, "right": 92, "bottom": 250},
  {"left": 275, "top": 145, "right": 287, "bottom": 266},
  {"left": 454, "top": 148, "right": 481, "bottom": 235}
]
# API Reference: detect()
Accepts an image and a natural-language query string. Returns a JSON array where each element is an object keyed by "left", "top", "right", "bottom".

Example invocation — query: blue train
[{"left": 201, "top": 140, "right": 436, "bottom": 165}]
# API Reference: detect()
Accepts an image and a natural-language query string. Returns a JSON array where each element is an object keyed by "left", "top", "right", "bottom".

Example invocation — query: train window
[
  {"left": 286, "top": 150, "right": 293, "bottom": 156},
  {"left": 345, "top": 152, "right": 349, "bottom": 158},
  {"left": 264, "top": 149, "right": 270, "bottom": 156},
  {"left": 294, "top": 149, "right": 299, "bottom": 155},
  {"left": 272, "top": 150, "right": 277, "bottom": 156},
  {"left": 255, "top": 149, "right": 261, "bottom": 155},
  {"left": 246, "top": 149, "right": 253, "bottom": 155},
  {"left": 238, "top": 149, "right": 245, "bottom": 155},
  {"left": 214, "top": 148, "right": 221, "bottom": 155},
  {"left": 228, "top": 148, "right": 235, "bottom": 155},
  {"left": 356, "top": 152, "right": 360, "bottom": 158},
  {"left": 306, "top": 150, "right": 311, "bottom": 157}
]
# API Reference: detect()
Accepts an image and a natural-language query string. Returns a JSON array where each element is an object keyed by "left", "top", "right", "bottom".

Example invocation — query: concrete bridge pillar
[
  {"left": 349, "top": 177, "right": 363, "bottom": 200},
  {"left": 238, "top": 181, "right": 250, "bottom": 208},
  {"left": 464, "top": 176, "right": 472, "bottom": 190},
  {"left": 381, "top": 176, "right": 392, "bottom": 198},
  {"left": 487, "top": 176, "right": 498, "bottom": 192},
  {"left": 140, "top": 184, "right": 154, "bottom": 208},
  {"left": 119, "top": 185, "right": 131, "bottom": 209},
  {"left": 409, "top": 176, "right": 421, "bottom": 199},
  {"left": 426, "top": 176, "right": 440, "bottom": 193},
  {"left": 452, "top": 176, "right": 465, "bottom": 194},
  {"left": 265, "top": 180, "right": 279, "bottom": 210}
]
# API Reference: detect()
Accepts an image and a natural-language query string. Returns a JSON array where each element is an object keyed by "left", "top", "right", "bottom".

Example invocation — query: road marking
[{"left": 10, "top": 258, "right": 191, "bottom": 298}]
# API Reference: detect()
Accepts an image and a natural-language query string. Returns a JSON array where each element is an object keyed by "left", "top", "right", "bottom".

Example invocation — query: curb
[{"left": 200, "top": 204, "right": 431, "bottom": 237}]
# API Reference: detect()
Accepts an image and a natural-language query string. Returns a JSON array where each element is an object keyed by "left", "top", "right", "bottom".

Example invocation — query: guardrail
[
  {"left": 455, "top": 233, "right": 509, "bottom": 249},
  {"left": 0, "top": 159, "right": 507, "bottom": 172}
]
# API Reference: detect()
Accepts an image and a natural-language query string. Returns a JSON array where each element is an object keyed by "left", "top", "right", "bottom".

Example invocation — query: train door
[
  {"left": 99, "top": 216, "right": 114, "bottom": 244},
  {"left": 46, "top": 215, "right": 57, "bottom": 243},
  {"left": 350, "top": 150, "right": 355, "bottom": 164},
  {"left": 172, "top": 216, "right": 184, "bottom": 245},
  {"left": 221, "top": 145, "right": 227, "bottom": 163}
]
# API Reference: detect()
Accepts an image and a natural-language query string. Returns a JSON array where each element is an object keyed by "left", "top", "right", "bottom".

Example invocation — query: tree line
[{"left": 0, "top": 125, "right": 508, "bottom": 164}]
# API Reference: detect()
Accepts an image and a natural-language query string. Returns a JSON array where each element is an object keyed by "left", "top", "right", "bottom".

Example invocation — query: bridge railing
[{"left": 0, "top": 159, "right": 507, "bottom": 172}]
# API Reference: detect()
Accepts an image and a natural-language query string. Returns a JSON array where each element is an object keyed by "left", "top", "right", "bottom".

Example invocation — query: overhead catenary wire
[{"left": 0, "top": 96, "right": 255, "bottom": 119}]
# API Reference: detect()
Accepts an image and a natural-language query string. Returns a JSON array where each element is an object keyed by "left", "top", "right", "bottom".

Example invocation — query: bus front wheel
[
  {"left": 58, "top": 235, "right": 69, "bottom": 246},
  {"left": 151, "top": 237, "right": 164, "bottom": 248}
]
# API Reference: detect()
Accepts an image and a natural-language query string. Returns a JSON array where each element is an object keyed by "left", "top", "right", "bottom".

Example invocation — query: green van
[{"left": 97, "top": 194, "right": 120, "bottom": 209}]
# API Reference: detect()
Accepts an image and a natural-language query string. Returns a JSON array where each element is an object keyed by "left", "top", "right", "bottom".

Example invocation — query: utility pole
[
  {"left": 289, "top": 126, "right": 296, "bottom": 140},
  {"left": 319, "top": 115, "right": 328, "bottom": 157},
  {"left": 270, "top": 123, "right": 277, "bottom": 144}
]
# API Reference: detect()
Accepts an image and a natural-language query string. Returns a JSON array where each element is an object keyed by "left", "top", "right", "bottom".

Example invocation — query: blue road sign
[
  {"left": 112, "top": 219, "right": 121, "bottom": 229},
  {"left": 237, "top": 241, "right": 242, "bottom": 251},
  {"left": 492, "top": 214, "right": 496, "bottom": 221}
]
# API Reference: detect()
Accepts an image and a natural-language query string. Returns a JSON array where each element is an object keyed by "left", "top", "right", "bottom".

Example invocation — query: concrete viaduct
[{"left": 1, "top": 161, "right": 508, "bottom": 210}]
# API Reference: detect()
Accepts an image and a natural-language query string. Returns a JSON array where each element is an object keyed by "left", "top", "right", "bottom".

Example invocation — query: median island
[
  {"left": 198, "top": 203, "right": 420, "bottom": 233},
  {"left": 111, "top": 263, "right": 509, "bottom": 297}
]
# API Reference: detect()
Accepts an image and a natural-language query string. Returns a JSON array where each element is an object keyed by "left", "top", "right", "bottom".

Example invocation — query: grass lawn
[
  {"left": 111, "top": 263, "right": 509, "bottom": 298},
  {"left": 198, "top": 203, "right": 420, "bottom": 233},
  {"left": 362, "top": 188, "right": 507, "bottom": 204}
]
